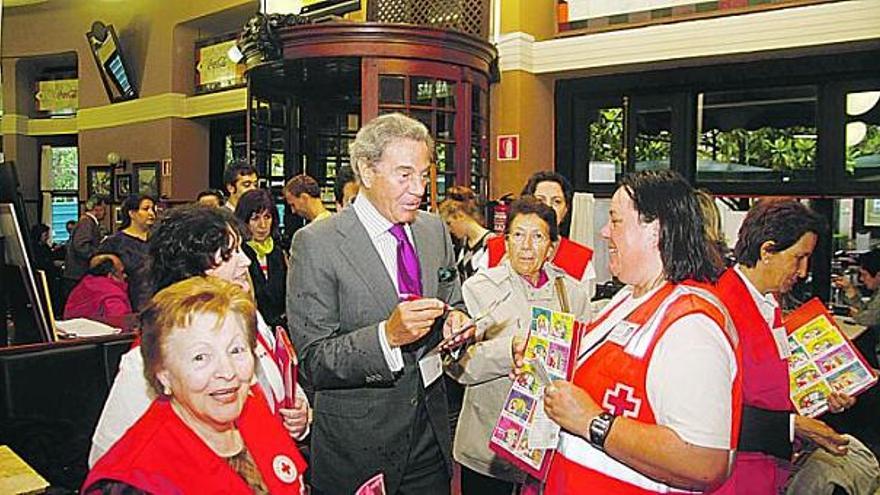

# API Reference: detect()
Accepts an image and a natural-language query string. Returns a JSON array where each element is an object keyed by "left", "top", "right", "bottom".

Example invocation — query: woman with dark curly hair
[
  {"left": 99, "top": 194, "right": 156, "bottom": 309},
  {"left": 89, "top": 205, "right": 310, "bottom": 468},
  {"left": 235, "top": 189, "right": 287, "bottom": 327}
]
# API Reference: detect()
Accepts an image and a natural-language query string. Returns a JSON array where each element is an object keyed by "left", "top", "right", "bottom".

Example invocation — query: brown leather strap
[{"left": 554, "top": 277, "right": 570, "bottom": 313}]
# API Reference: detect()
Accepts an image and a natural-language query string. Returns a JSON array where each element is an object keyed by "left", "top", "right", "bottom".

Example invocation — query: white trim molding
[
  {"left": 496, "top": 0, "right": 880, "bottom": 75},
  {"left": 1, "top": 88, "right": 247, "bottom": 136}
]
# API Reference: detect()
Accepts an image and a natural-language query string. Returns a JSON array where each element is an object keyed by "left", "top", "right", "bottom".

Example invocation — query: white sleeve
[
  {"left": 378, "top": 321, "right": 404, "bottom": 372},
  {"left": 646, "top": 314, "right": 736, "bottom": 450},
  {"left": 88, "top": 349, "right": 154, "bottom": 467},
  {"left": 579, "top": 261, "right": 597, "bottom": 299}
]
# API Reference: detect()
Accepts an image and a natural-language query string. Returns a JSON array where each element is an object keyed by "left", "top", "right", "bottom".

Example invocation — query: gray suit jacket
[{"left": 286, "top": 207, "right": 463, "bottom": 493}]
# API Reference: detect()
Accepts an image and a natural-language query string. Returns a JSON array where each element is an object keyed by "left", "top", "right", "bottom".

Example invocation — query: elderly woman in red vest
[
  {"left": 714, "top": 199, "right": 853, "bottom": 493},
  {"left": 83, "top": 276, "right": 307, "bottom": 494},
  {"left": 516, "top": 170, "right": 740, "bottom": 494}
]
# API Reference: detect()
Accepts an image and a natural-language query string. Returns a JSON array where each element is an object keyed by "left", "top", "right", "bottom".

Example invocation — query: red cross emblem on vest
[
  {"left": 601, "top": 382, "right": 642, "bottom": 419},
  {"left": 272, "top": 454, "right": 298, "bottom": 484}
]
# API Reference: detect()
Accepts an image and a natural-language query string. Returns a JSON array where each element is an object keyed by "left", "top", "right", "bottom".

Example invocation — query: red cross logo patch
[
  {"left": 273, "top": 454, "right": 298, "bottom": 484},
  {"left": 602, "top": 382, "right": 642, "bottom": 419}
]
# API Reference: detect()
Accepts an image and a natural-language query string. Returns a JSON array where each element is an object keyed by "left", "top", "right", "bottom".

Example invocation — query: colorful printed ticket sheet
[
  {"left": 489, "top": 306, "right": 584, "bottom": 480},
  {"left": 785, "top": 298, "right": 877, "bottom": 417}
]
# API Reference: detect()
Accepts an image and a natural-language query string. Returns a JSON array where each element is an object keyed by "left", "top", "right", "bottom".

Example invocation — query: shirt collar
[
  {"left": 734, "top": 264, "right": 779, "bottom": 326},
  {"left": 352, "top": 192, "right": 395, "bottom": 240},
  {"left": 85, "top": 212, "right": 99, "bottom": 225}
]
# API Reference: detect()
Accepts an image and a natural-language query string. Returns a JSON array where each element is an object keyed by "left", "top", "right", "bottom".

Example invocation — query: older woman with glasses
[
  {"left": 448, "top": 196, "right": 592, "bottom": 494},
  {"left": 485, "top": 172, "right": 596, "bottom": 296},
  {"left": 83, "top": 277, "right": 306, "bottom": 494}
]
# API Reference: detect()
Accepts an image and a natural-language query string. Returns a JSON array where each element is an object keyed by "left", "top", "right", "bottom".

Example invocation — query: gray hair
[{"left": 348, "top": 113, "right": 434, "bottom": 183}]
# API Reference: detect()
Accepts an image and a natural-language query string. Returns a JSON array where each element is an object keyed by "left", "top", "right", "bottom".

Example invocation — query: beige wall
[
  {"left": 489, "top": 0, "right": 557, "bottom": 199},
  {"left": 1, "top": 0, "right": 249, "bottom": 206}
]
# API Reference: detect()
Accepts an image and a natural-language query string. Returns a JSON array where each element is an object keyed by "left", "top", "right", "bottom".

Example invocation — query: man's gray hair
[{"left": 348, "top": 113, "right": 434, "bottom": 183}]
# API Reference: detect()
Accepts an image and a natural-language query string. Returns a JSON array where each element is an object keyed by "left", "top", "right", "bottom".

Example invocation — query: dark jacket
[
  {"left": 242, "top": 241, "right": 287, "bottom": 328},
  {"left": 63, "top": 214, "right": 103, "bottom": 281},
  {"left": 99, "top": 232, "right": 152, "bottom": 310}
]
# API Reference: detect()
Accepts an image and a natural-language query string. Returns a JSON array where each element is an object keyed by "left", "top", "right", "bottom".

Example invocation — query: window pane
[
  {"left": 51, "top": 146, "right": 78, "bottom": 191},
  {"left": 435, "top": 111, "right": 455, "bottom": 140},
  {"left": 379, "top": 76, "right": 405, "bottom": 105},
  {"left": 51, "top": 196, "right": 78, "bottom": 243},
  {"left": 697, "top": 86, "right": 818, "bottom": 183},
  {"left": 436, "top": 142, "right": 454, "bottom": 174},
  {"left": 411, "top": 77, "right": 434, "bottom": 105},
  {"left": 435, "top": 80, "right": 455, "bottom": 109},
  {"left": 270, "top": 153, "right": 284, "bottom": 177},
  {"left": 845, "top": 90, "right": 880, "bottom": 182},
  {"left": 587, "top": 106, "right": 625, "bottom": 182},
  {"left": 634, "top": 104, "right": 671, "bottom": 172}
]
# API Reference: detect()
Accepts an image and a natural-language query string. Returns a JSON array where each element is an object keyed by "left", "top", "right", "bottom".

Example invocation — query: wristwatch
[{"left": 588, "top": 412, "right": 616, "bottom": 451}]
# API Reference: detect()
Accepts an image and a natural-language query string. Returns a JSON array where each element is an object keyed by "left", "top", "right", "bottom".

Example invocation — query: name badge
[
  {"left": 418, "top": 351, "right": 443, "bottom": 388},
  {"left": 608, "top": 321, "right": 639, "bottom": 346},
  {"left": 771, "top": 326, "right": 791, "bottom": 359}
]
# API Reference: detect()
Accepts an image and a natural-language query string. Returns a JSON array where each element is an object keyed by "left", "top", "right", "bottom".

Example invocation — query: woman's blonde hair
[
  {"left": 439, "top": 185, "right": 483, "bottom": 224},
  {"left": 140, "top": 276, "right": 257, "bottom": 396}
]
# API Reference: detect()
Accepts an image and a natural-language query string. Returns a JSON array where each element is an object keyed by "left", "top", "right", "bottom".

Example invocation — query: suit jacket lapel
[
  {"left": 336, "top": 208, "right": 398, "bottom": 316},
  {"left": 411, "top": 212, "right": 438, "bottom": 299}
]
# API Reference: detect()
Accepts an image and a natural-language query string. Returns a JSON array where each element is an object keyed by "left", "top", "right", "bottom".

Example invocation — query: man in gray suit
[{"left": 287, "top": 113, "right": 471, "bottom": 494}]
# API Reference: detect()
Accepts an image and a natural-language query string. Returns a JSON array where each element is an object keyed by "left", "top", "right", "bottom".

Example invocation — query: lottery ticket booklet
[
  {"left": 785, "top": 298, "right": 877, "bottom": 417},
  {"left": 489, "top": 306, "right": 584, "bottom": 480}
]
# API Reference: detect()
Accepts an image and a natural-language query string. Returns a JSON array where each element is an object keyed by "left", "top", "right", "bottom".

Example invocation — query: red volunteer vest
[
  {"left": 83, "top": 386, "right": 307, "bottom": 494},
  {"left": 713, "top": 268, "right": 792, "bottom": 494},
  {"left": 545, "top": 282, "right": 741, "bottom": 495},
  {"left": 487, "top": 235, "right": 594, "bottom": 281}
]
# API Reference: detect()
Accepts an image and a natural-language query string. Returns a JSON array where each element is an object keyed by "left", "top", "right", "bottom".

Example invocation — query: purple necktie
[{"left": 389, "top": 224, "right": 422, "bottom": 297}]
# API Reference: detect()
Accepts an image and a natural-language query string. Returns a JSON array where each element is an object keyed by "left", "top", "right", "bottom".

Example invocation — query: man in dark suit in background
[
  {"left": 287, "top": 113, "right": 471, "bottom": 494},
  {"left": 62, "top": 195, "right": 107, "bottom": 304}
]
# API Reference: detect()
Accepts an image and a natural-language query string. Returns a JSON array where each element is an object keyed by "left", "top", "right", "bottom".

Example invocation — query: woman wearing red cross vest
[
  {"left": 83, "top": 276, "right": 307, "bottom": 494},
  {"left": 514, "top": 170, "right": 741, "bottom": 494},
  {"left": 714, "top": 199, "right": 854, "bottom": 493}
]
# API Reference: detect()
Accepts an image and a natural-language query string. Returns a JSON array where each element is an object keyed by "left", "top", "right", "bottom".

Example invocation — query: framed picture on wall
[
  {"left": 114, "top": 173, "right": 132, "bottom": 202},
  {"left": 86, "top": 166, "right": 113, "bottom": 200},
  {"left": 134, "top": 162, "right": 160, "bottom": 198}
]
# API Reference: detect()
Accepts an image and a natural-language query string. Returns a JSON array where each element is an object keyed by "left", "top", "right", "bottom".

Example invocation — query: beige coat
[{"left": 448, "top": 260, "right": 592, "bottom": 481}]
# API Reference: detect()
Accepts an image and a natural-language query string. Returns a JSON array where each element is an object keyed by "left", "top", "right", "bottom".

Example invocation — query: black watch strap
[{"left": 588, "top": 412, "right": 616, "bottom": 451}]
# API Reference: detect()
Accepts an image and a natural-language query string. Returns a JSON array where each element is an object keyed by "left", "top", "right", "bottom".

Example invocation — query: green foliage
[
  {"left": 698, "top": 126, "right": 816, "bottom": 171},
  {"left": 51, "top": 146, "right": 78, "bottom": 191},
  {"left": 589, "top": 108, "right": 624, "bottom": 170},
  {"left": 846, "top": 124, "right": 880, "bottom": 175},
  {"left": 636, "top": 131, "right": 671, "bottom": 163}
]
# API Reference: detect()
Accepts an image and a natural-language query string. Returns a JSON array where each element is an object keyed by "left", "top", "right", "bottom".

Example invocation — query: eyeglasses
[{"left": 508, "top": 231, "right": 549, "bottom": 247}]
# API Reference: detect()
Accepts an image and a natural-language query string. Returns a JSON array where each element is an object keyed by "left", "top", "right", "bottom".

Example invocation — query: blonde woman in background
[{"left": 439, "top": 186, "right": 494, "bottom": 283}]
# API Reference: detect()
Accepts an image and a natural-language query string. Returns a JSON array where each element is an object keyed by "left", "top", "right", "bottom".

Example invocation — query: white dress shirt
[{"left": 351, "top": 192, "right": 418, "bottom": 372}]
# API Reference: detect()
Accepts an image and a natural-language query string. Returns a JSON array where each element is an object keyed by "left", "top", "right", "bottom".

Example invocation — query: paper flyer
[
  {"left": 489, "top": 306, "right": 583, "bottom": 480},
  {"left": 785, "top": 298, "right": 877, "bottom": 417}
]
